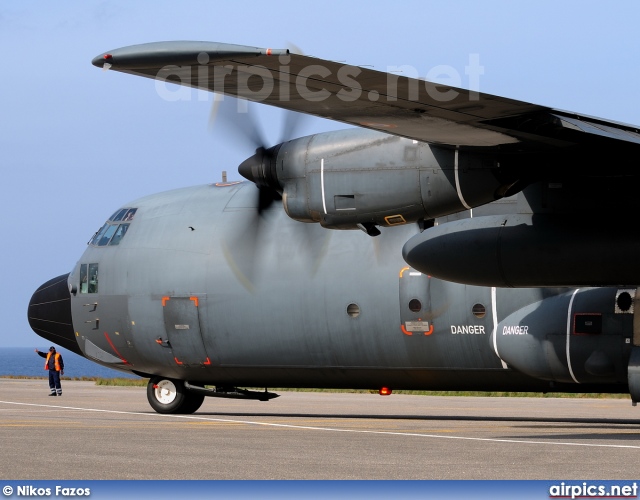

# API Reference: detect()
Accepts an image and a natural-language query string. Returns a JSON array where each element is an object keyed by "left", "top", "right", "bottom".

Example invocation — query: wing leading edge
[{"left": 92, "top": 41, "right": 640, "bottom": 151}]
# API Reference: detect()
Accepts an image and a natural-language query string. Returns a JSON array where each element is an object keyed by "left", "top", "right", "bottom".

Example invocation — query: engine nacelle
[
  {"left": 494, "top": 287, "right": 631, "bottom": 386},
  {"left": 239, "top": 128, "right": 515, "bottom": 231}
]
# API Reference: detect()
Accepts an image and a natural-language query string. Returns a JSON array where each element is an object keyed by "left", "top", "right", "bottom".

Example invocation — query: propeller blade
[
  {"left": 206, "top": 54, "right": 317, "bottom": 288},
  {"left": 208, "top": 94, "right": 267, "bottom": 151},
  {"left": 220, "top": 184, "right": 282, "bottom": 292},
  {"left": 278, "top": 42, "right": 309, "bottom": 144},
  {"left": 258, "top": 185, "right": 282, "bottom": 214},
  {"left": 278, "top": 110, "right": 307, "bottom": 146},
  {"left": 286, "top": 41, "right": 305, "bottom": 56}
]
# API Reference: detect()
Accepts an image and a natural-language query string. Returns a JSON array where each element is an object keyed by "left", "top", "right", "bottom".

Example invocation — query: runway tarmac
[{"left": 1, "top": 378, "right": 639, "bottom": 479}]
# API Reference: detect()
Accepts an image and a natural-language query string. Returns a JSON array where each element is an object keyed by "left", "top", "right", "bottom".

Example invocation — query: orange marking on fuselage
[
  {"left": 401, "top": 324, "right": 434, "bottom": 336},
  {"left": 104, "top": 332, "right": 130, "bottom": 365}
]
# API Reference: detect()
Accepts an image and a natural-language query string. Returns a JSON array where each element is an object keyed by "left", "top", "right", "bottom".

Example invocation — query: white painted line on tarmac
[{"left": 1, "top": 400, "right": 639, "bottom": 450}]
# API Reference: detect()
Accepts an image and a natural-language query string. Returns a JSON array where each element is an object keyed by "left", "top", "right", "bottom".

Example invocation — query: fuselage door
[
  {"left": 162, "top": 296, "right": 211, "bottom": 366},
  {"left": 399, "top": 267, "right": 433, "bottom": 336}
]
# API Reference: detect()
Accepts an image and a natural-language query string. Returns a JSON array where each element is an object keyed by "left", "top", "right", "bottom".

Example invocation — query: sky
[{"left": 2, "top": 0, "right": 639, "bottom": 347}]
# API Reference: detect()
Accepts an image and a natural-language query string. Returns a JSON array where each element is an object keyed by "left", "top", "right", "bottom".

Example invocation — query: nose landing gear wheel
[
  {"left": 147, "top": 377, "right": 205, "bottom": 414},
  {"left": 153, "top": 379, "right": 177, "bottom": 405}
]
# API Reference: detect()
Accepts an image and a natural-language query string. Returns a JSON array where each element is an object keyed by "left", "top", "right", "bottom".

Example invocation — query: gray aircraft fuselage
[{"left": 30, "top": 179, "right": 634, "bottom": 400}]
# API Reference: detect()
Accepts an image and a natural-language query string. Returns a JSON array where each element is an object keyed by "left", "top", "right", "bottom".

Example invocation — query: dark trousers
[{"left": 48, "top": 370, "right": 62, "bottom": 394}]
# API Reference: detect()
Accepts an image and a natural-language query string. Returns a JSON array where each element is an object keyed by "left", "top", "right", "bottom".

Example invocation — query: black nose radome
[{"left": 28, "top": 274, "right": 81, "bottom": 355}]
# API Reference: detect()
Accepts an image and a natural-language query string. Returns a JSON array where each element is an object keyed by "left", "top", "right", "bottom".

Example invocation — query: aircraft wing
[{"left": 92, "top": 41, "right": 640, "bottom": 150}]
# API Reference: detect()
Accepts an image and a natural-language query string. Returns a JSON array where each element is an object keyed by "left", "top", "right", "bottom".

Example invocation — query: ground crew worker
[{"left": 35, "top": 346, "right": 64, "bottom": 396}]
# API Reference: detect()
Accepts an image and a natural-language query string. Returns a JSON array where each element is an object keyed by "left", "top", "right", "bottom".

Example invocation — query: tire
[{"left": 146, "top": 377, "right": 205, "bottom": 414}]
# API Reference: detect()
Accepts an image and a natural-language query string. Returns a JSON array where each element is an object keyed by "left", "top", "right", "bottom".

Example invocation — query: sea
[{"left": 0, "top": 347, "right": 140, "bottom": 379}]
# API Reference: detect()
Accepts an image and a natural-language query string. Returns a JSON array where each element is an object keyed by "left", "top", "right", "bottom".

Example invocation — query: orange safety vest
[{"left": 44, "top": 352, "right": 61, "bottom": 371}]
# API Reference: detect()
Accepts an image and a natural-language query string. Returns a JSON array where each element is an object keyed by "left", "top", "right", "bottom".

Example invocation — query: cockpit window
[
  {"left": 111, "top": 208, "right": 128, "bottom": 222},
  {"left": 79, "top": 263, "right": 99, "bottom": 294},
  {"left": 90, "top": 224, "right": 109, "bottom": 246},
  {"left": 97, "top": 224, "right": 118, "bottom": 246},
  {"left": 88, "top": 263, "right": 99, "bottom": 293},
  {"left": 79, "top": 264, "right": 87, "bottom": 293},
  {"left": 109, "top": 224, "right": 129, "bottom": 246},
  {"left": 122, "top": 208, "right": 137, "bottom": 221},
  {"left": 89, "top": 208, "right": 137, "bottom": 247},
  {"left": 108, "top": 208, "right": 137, "bottom": 222}
]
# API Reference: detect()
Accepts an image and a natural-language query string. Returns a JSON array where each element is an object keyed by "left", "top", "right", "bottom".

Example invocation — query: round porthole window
[
  {"left": 617, "top": 292, "right": 633, "bottom": 312},
  {"left": 347, "top": 303, "right": 361, "bottom": 318},
  {"left": 472, "top": 303, "right": 486, "bottom": 319},
  {"left": 408, "top": 299, "right": 422, "bottom": 312}
]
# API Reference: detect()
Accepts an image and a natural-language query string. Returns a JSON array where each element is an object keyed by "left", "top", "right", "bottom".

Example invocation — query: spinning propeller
[
  {"left": 209, "top": 95, "right": 305, "bottom": 213},
  {"left": 209, "top": 92, "right": 316, "bottom": 291}
]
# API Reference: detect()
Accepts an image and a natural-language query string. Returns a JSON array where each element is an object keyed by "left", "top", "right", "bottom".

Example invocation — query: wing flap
[{"left": 551, "top": 113, "right": 640, "bottom": 145}]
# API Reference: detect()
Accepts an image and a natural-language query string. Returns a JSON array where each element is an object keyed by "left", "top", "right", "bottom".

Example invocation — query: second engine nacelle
[
  {"left": 238, "top": 128, "right": 516, "bottom": 232},
  {"left": 494, "top": 287, "right": 631, "bottom": 386}
]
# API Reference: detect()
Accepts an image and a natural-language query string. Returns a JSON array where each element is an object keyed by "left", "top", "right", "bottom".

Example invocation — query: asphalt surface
[{"left": 1, "top": 379, "right": 639, "bottom": 479}]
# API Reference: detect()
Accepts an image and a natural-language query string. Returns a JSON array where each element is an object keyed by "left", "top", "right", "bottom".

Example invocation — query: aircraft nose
[{"left": 28, "top": 274, "right": 82, "bottom": 355}]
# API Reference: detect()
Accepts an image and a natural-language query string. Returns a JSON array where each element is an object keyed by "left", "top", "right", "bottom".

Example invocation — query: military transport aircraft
[{"left": 27, "top": 41, "right": 640, "bottom": 414}]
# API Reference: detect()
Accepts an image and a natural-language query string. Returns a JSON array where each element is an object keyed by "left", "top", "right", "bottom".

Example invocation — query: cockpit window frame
[
  {"left": 79, "top": 263, "right": 99, "bottom": 294},
  {"left": 88, "top": 208, "right": 137, "bottom": 247},
  {"left": 97, "top": 224, "right": 118, "bottom": 246},
  {"left": 90, "top": 224, "right": 109, "bottom": 246},
  {"left": 111, "top": 208, "right": 128, "bottom": 222},
  {"left": 109, "top": 223, "right": 129, "bottom": 246}
]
